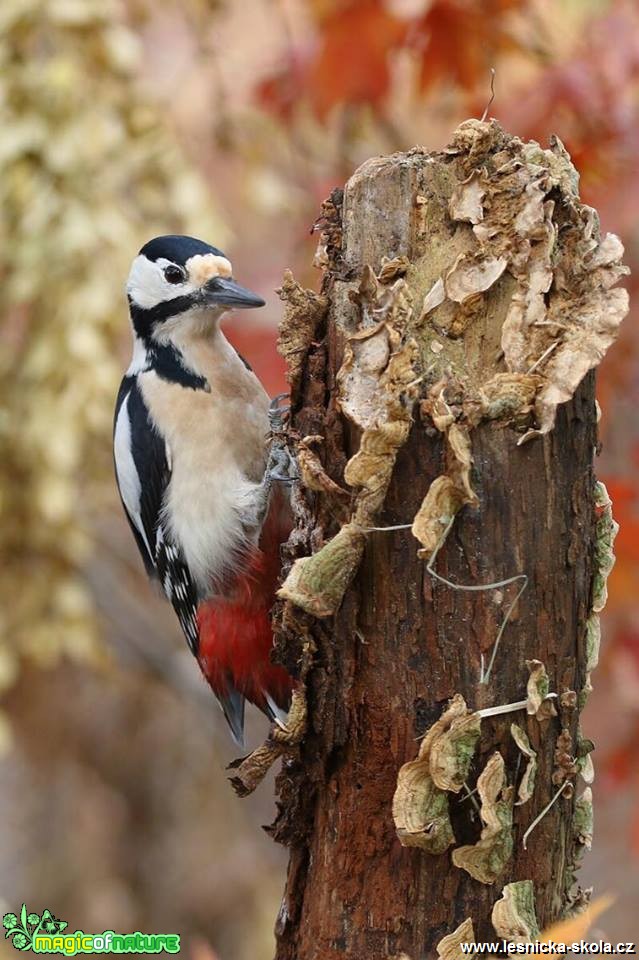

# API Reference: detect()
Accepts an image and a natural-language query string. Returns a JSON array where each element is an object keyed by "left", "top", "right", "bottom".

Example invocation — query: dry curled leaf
[
  {"left": 392, "top": 764, "right": 455, "bottom": 854},
  {"left": 447, "top": 423, "right": 477, "bottom": 506},
  {"left": 228, "top": 742, "right": 282, "bottom": 797},
  {"left": 338, "top": 271, "right": 418, "bottom": 522},
  {"left": 452, "top": 752, "right": 514, "bottom": 884},
  {"left": 420, "top": 277, "right": 445, "bottom": 318},
  {"left": 428, "top": 699, "right": 482, "bottom": 794},
  {"left": 346, "top": 416, "right": 413, "bottom": 520},
  {"left": 412, "top": 381, "right": 478, "bottom": 559}
]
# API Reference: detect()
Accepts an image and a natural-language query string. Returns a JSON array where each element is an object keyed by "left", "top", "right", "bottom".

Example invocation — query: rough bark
[{"left": 270, "top": 121, "right": 626, "bottom": 960}]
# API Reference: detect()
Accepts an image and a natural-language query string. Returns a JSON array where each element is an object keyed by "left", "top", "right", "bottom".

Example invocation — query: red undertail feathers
[{"left": 196, "top": 489, "right": 293, "bottom": 742}]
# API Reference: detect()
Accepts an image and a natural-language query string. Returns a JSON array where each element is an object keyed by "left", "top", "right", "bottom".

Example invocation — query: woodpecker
[{"left": 113, "top": 235, "right": 296, "bottom": 744}]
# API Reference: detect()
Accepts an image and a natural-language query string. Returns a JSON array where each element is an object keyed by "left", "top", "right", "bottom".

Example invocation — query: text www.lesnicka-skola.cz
[{"left": 460, "top": 941, "right": 637, "bottom": 955}]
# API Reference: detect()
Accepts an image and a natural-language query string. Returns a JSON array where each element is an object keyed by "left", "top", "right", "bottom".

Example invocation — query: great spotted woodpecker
[{"left": 113, "top": 235, "right": 296, "bottom": 744}]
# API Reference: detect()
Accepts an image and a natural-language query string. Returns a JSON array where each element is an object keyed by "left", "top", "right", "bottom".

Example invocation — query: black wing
[{"left": 113, "top": 377, "right": 200, "bottom": 654}]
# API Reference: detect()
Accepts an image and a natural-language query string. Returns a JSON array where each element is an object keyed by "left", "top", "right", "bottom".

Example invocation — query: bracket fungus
[
  {"left": 525, "top": 660, "right": 557, "bottom": 721},
  {"left": 452, "top": 751, "right": 514, "bottom": 884},
  {"left": 510, "top": 724, "right": 537, "bottom": 806},
  {"left": 592, "top": 480, "right": 619, "bottom": 614},
  {"left": 492, "top": 880, "right": 540, "bottom": 944},
  {"left": 436, "top": 918, "right": 476, "bottom": 959},
  {"left": 574, "top": 787, "right": 594, "bottom": 851},
  {"left": 392, "top": 695, "right": 481, "bottom": 853}
]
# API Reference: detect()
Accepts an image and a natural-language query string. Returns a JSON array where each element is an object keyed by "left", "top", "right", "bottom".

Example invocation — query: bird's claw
[
  {"left": 265, "top": 395, "right": 299, "bottom": 484},
  {"left": 269, "top": 393, "right": 290, "bottom": 432},
  {"left": 266, "top": 439, "right": 299, "bottom": 484}
]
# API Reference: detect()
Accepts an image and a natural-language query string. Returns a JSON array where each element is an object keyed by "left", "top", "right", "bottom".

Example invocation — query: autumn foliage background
[{"left": 1, "top": 0, "right": 638, "bottom": 956}]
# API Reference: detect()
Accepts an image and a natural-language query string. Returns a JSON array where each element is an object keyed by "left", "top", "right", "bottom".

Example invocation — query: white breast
[{"left": 139, "top": 329, "right": 271, "bottom": 597}]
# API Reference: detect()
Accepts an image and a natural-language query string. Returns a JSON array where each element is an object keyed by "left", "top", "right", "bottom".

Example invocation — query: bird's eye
[{"left": 164, "top": 265, "right": 185, "bottom": 284}]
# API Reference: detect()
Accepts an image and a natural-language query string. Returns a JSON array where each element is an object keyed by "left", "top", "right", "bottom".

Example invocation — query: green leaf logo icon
[{"left": 3, "top": 904, "right": 66, "bottom": 951}]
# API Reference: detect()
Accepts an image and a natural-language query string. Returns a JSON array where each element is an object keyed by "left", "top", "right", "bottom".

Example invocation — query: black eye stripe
[{"left": 164, "top": 265, "right": 185, "bottom": 284}]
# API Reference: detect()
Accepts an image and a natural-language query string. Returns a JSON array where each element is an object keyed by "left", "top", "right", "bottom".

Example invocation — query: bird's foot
[
  {"left": 266, "top": 441, "right": 299, "bottom": 484},
  {"left": 268, "top": 392, "right": 290, "bottom": 433},
  {"left": 265, "top": 394, "right": 299, "bottom": 484}
]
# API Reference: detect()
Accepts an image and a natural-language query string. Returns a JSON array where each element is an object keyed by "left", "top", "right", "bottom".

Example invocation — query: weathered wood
[{"left": 272, "top": 122, "right": 625, "bottom": 960}]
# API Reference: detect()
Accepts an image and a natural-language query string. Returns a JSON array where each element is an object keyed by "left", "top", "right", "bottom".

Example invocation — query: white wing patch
[{"left": 114, "top": 389, "right": 153, "bottom": 561}]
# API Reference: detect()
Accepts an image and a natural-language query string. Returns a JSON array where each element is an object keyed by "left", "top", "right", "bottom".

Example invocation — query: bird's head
[{"left": 126, "top": 235, "right": 265, "bottom": 342}]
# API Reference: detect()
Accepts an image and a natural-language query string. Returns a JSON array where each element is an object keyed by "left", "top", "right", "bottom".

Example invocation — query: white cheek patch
[
  {"left": 127, "top": 255, "right": 197, "bottom": 308},
  {"left": 187, "top": 253, "right": 233, "bottom": 286}
]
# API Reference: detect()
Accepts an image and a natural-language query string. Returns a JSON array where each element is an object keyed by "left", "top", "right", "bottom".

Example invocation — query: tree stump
[{"left": 271, "top": 120, "right": 627, "bottom": 960}]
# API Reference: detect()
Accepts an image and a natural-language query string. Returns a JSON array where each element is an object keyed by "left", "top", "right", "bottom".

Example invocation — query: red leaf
[
  {"left": 411, "top": 0, "right": 530, "bottom": 93},
  {"left": 307, "top": 0, "right": 406, "bottom": 118},
  {"left": 256, "top": 0, "right": 406, "bottom": 120}
]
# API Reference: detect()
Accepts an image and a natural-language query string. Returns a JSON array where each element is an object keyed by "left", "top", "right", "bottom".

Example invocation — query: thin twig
[
  {"left": 460, "top": 781, "right": 481, "bottom": 815},
  {"left": 477, "top": 699, "right": 528, "bottom": 718},
  {"left": 480, "top": 68, "right": 496, "bottom": 123},
  {"left": 526, "top": 340, "right": 559, "bottom": 375},
  {"left": 361, "top": 523, "right": 413, "bottom": 533},
  {"left": 522, "top": 781, "right": 570, "bottom": 849},
  {"left": 360, "top": 510, "right": 528, "bottom": 684},
  {"left": 477, "top": 694, "right": 557, "bottom": 719},
  {"left": 425, "top": 517, "right": 529, "bottom": 684}
]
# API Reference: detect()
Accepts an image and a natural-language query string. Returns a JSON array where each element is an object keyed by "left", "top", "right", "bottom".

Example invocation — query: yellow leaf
[{"left": 541, "top": 896, "right": 613, "bottom": 943}]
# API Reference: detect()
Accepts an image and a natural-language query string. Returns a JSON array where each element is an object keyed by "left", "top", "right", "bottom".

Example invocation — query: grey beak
[{"left": 202, "top": 277, "right": 265, "bottom": 309}]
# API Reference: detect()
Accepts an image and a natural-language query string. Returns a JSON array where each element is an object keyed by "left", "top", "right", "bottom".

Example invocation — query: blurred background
[{"left": 1, "top": 0, "right": 638, "bottom": 956}]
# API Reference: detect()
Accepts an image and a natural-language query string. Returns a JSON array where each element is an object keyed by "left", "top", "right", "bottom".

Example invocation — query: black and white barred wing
[
  {"left": 154, "top": 528, "right": 200, "bottom": 653},
  {"left": 113, "top": 378, "right": 200, "bottom": 653}
]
